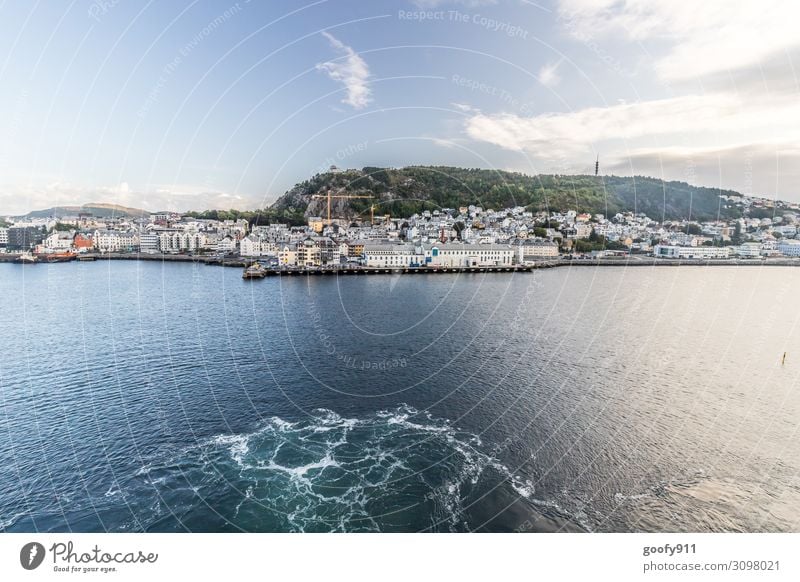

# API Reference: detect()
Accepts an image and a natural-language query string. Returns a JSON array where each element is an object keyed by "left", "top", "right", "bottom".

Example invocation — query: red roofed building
[{"left": 73, "top": 234, "right": 93, "bottom": 252}]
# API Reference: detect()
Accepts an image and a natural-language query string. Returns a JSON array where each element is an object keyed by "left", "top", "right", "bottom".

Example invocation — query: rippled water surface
[{"left": 1, "top": 261, "right": 799, "bottom": 532}]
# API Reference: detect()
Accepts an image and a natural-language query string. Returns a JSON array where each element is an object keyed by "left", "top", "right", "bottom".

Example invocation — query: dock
[{"left": 256, "top": 263, "right": 558, "bottom": 276}]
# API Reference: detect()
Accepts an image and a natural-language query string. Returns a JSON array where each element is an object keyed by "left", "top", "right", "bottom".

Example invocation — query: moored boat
[
  {"left": 242, "top": 262, "right": 267, "bottom": 279},
  {"left": 37, "top": 251, "right": 77, "bottom": 263},
  {"left": 14, "top": 252, "right": 39, "bottom": 264}
]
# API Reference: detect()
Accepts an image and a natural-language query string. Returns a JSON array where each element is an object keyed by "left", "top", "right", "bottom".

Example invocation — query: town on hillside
[{"left": 2, "top": 198, "right": 800, "bottom": 267}]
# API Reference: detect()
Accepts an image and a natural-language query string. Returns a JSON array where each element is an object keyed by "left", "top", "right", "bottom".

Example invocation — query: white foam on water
[
  {"left": 0, "top": 511, "right": 27, "bottom": 531},
  {"left": 123, "top": 405, "right": 578, "bottom": 532}
]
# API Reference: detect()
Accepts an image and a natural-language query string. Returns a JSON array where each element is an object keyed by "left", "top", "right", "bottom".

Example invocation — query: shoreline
[{"left": 2, "top": 252, "right": 800, "bottom": 271}]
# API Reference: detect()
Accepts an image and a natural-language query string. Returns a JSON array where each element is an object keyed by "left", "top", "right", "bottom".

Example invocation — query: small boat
[
  {"left": 38, "top": 251, "right": 77, "bottom": 263},
  {"left": 14, "top": 252, "right": 38, "bottom": 264},
  {"left": 242, "top": 262, "right": 267, "bottom": 279}
]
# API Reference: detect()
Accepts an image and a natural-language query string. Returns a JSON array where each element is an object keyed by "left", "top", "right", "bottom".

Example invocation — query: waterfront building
[
  {"left": 0, "top": 227, "right": 8, "bottom": 247},
  {"left": 278, "top": 243, "right": 298, "bottom": 266},
  {"left": 216, "top": 235, "right": 237, "bottom": 255},
  {"left": 777, "top": 239, "right": 800, "bottom": 257},
  {"left": 73, "top": 234, "right": 94, "bottom": 252},
  {"left": 363, "top": 244, "right": 424, "bottom": 267},
  {"left": 653, "top": 245, "right": 731, "bottom": 259},
  {"left": 7, "top": 226, "right": 45, "bottom": 250},
  {"left": 734, "top": 242, "right": 763, "bottom": 257},
  {"left": 138, "top": 232, "right": 160, "bottom": 254},
  {"left": 518, "top": 240, "right": 559, "bottom": 263},
  {"left": 343, "top": 240, "right": 368, "bottom": 261},
  {"left": 312, "top": 236, "right": 340, "bottom": 265},
  {"left": 93, "top": 230, "right": 138, "bottom": 253},
  {"left": 424, "top": 243, "right": 515, "bottom": 267},
  {"left": 297, "top": 238, "right": 321, "bottom": 267},
  {"left": 240, "top": 235, "right": 280, "bottom": 258},
  {"left": 44, "top": 231, "right": 75, "bottom": 251},
  {"left": 158, "top": 230, "right": 205, "bottom": 254},
  {"left": 239, "top": 234, "right": 262, "bottom": 257}
]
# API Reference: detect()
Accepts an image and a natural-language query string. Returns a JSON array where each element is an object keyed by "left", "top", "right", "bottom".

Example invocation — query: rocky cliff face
[{"left": 271, "top": 168, "right": 376, "bottom": 219}]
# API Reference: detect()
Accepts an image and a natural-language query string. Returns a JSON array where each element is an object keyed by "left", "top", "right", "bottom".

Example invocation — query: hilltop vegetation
[
  {"left": 10, "top": 167, "right": 764, "bottom": 226},
  {"left": 184, "top": 207, "right": 307, "bottom": 226},
  {"left": 22, "top": 203, "right": 150, "bottom": 219},
  {"left": 270, "top": 166, "right": 745, "bottom": 222}
]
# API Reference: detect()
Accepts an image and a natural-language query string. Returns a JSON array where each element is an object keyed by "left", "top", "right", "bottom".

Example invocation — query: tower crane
[{"left": 311, "top": 188, "right": 373, "bottom": 225}]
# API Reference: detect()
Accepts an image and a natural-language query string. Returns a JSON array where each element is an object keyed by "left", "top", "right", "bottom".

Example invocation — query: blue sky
[{"left": 1, "top": 0, "right": 799, "bottom": 214}]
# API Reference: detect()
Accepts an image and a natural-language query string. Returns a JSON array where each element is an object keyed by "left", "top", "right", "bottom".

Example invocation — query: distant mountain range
[
  {"left": 18, "top": 203, "right": 150, "bottom": 219},
  {"left": 271, "top": 166, "right": 762, "bottom": 223}
]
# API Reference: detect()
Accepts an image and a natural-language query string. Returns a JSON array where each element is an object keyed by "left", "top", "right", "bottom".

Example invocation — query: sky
[{"left": 1, "top": 0, "right": 800, "bottom": 215}]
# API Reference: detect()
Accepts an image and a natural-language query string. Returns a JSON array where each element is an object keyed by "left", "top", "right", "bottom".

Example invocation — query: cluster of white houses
[{"left": 6, "top": 197, "right": 800, "bottom": 264}]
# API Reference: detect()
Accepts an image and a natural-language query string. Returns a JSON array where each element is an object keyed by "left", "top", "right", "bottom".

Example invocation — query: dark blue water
[{"left": 1, "top": 261, "right": 799, "bottom": 532}]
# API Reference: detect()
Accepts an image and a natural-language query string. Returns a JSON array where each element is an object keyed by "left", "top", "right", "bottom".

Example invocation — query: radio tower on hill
[{"left": 595, "top": 154, "right": 599, "bottom": 176}]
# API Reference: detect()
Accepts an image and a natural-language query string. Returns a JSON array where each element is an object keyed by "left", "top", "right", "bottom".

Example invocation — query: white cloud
[
  {"left": 537, "top": 61, "right": 561, "bottom": 87},
  {"left": 558, "top": 0, "right": 800, "bottom": 81},
  {"left": 463, "top": 92, "right": 800, "bottom": 159},
  {"left": 316, "top": 32, "right": 372, "bottom": 110}
]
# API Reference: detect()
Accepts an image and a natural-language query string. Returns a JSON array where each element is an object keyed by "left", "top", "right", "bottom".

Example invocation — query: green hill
[
  {"left": 23, "top": 203, "right": 150, "bottom": 219},
  {"left": 270, "top": 166, "right": 746, "bottom": 222}
]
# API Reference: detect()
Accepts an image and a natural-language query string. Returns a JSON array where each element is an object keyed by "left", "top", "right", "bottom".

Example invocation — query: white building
[
  {"left": 363, "top": 244, "right": 424, "bottom": 267},
  {"left": 93, "top": 230, "right": 137, "bottom": 253},
  {"left": 734, "top": 242, "right": 762, "bottom": 257},
  {"left": 158, "top": 231, "right": 205, "bottom": 253},
  {"left": 44, "top": 231, "right": 75, "bottom": 251},
  {"left": 0, "top": 227, "right": 8, "bottom": 247},
  {"left": 239, "top": 234, "right": 262, "bottom": 257},
  {"left": 653, "top": 245, "right": 730, "bottom": 259},
  {"left": 518, "top": 241, "right": 559, "bottom": 262},
  {"left": 139, "top": 232, "right": 160, "bottom": 254},
  {"left": 424, "top": 243, "right": 515, "bottom": 267},
  {"left": 216, "top": 235, "right": 237, "bottom": 255},
  {"left": 777, "top": 239, "right": 800, "bottom": 257}
]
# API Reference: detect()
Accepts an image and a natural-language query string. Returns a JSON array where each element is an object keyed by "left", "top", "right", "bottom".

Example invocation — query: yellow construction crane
[
  {"left": 369, "top": 204, "right": 390, "bottom": 225},
  {"left": 311, "top": 189, "right": 373, "bottom": 225}
]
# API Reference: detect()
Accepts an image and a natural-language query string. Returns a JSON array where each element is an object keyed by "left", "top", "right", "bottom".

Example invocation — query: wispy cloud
[
  {"left": 537, "top": 61, "right": 561, "bottom": 87},
  {"left": 316, "top": 31, "right": 372, "bottom": 110},
  {"left": 451, "top": 102, "right": 478, "bottom": 113}
]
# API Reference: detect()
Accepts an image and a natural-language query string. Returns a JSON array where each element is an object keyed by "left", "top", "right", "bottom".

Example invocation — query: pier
[{"left": 254, "top": 263, "right": 558, "bottom": 277}]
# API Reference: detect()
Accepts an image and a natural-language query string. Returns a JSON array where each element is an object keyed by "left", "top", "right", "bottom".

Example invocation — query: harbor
[{"left": 3, "top": 251, "right": 800, "bottom": 273}]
